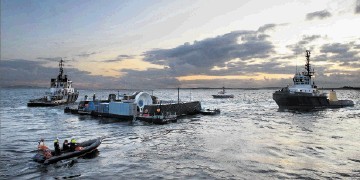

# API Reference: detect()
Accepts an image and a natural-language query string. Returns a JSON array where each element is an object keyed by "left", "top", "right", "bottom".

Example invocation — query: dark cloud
[
  {"left": 356, "top": 0, "right": 360, "bottom": 14},
  {"left": 320, "top": 43, "right": 350, "bottom": 54},
  {"left": 257, "top": 24, "right": 277, "bottom": 32},
  {"left": 37, "top": 57, "right": 64, "bottom": 62},
  {"left": 315, "top": 71, "right": 360, "bottom": 88},
  {"left": 306, "top": 10, "right": 332, "bottom": 20},
  {"left": 320, "top": 43, "right": 360, "bottom": 63},
  {"left": 102, "top": 54, "right": 135, "bottom": 63},
  {"left": 302, "top": 35, "right": 321, "bottom": 42},
  {"left": 287, "top": 35, "right": 321, "bottom": 54},
  {"left": 142, "top": 30, "right": 275, "bottom": 76},
  {"left": 0, "top": 59, "right": 117, "bottom": 89},
  {"left": 76, "top": 52, "right": 98, "bottom": 58}
]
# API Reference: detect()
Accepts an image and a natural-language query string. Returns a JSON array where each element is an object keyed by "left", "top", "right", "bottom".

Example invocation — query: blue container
[
  {"left": 109, "top": 102, "right": 135, "bottom": 115},
  {"left": 99, "top": 103, "right": 109, "bottom": 113}
]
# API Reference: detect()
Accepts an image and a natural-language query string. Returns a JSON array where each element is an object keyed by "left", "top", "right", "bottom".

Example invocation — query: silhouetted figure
[
  {"left": 69, "top": 138, "right": 77, "bottom": 151},
  {"left": 62, "top": 139, "right": 70, "bottom": 151},
  {"left": 54, "top": 139, "right": 61, "bottom": 155}
]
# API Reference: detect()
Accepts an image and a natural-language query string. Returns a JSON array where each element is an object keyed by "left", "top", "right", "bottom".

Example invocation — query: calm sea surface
[{"left": 1, "top": 88, "right": 360, "bottom": 179}]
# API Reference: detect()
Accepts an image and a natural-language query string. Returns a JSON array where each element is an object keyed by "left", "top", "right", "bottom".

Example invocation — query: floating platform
[
  {"left": 143, "top": 101, "right": 201, "bottom": 116},
  {"left": 64, "top": 101, "right": 203, "bottom": 125},
  {"left": 136, "top": 115, "right": 177, "bottom": 125}
]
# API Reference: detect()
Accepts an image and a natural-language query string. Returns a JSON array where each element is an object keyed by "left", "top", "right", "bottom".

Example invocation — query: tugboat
[
  {"left": 28, "top": 59, "right": 79, "bottom": 107},
  {"left": 212, "top": 87, "right": 234, "bottom": 98},
  {"left": 273, "top": 50, "right": 354, "bottom": 110}
]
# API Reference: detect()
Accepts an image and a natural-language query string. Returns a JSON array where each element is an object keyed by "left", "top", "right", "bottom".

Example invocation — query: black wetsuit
[
  {"left": 54, "top": 142, "right": 61, "bottom": 155},
  {"left": 69, "top": 142, "right": 76, "bottom": 151},
  {"left": 63, "top": 142, "right": 69, "bottom": 151}
]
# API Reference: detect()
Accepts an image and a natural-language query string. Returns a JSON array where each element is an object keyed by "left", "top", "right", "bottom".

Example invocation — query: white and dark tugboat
[
  {"left": 28, "top": 59, "right": 79, "bottom": 107},
  {"left": 273, "top": 50, "right": 354, "bottom": 110}
]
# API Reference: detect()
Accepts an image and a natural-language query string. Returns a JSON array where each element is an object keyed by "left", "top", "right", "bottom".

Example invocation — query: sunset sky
[{"left": 1, "top": 0, "right": 360, "bottom": 89}]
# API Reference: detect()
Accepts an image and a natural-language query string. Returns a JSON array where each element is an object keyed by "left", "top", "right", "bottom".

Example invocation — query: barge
[{"left": 65, "top": 91, "right": 203, "bottom": 124}]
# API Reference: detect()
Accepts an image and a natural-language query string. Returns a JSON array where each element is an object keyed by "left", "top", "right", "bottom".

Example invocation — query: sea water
[{"left": 1, "top": 88, "right": 359, "bottom": 179}]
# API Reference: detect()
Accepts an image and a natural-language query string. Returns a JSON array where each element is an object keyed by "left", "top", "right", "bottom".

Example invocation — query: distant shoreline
[{"left": 1, "top": 86, "right": 359, "bottom": 90}]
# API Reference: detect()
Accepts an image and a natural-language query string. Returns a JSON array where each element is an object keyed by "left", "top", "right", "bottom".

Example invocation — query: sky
[{"left": 1, "top": 0, "right": 360, "bottom": 89}]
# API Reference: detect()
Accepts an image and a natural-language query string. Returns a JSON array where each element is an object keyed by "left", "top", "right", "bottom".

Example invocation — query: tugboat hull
[
  {"left": 273, "top": 91, "right": 329, "bottom": 110},
  {"left": 28, "top": 94, "right": 79, "bottom": 107}
]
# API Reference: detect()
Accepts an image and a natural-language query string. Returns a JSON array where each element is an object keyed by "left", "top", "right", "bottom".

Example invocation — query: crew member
[
  {"left": 38, "top": 138, "right": 52, "bottom": 159},
  {"left": 38, "top": 138, "right": 48, "bottom": 150},
  {"left": 54, "top": 138, "right": 61, "bottom": 155},
  {"left": 62, "top": 139, "right": 70, "bottom": 151},
  {"left": 69, "top": 138, "right": 77, "bottom": 151}
]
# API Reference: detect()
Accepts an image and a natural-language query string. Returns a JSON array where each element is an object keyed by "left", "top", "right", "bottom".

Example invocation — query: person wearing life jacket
[
  {"left": 62, "top": 139, "right": 70, "bottom": 151},
  {"left": 38, "top": 138, "right": 48, "bottom": 150},
  {"left": 69, "top": 138, "right": 77, "bottom": 151},
  {"left": 54, "top": 138, "right": 61, "bottom": 156},
  {"left": 37, "top": 138, "right": 52, "bottom": 159}
]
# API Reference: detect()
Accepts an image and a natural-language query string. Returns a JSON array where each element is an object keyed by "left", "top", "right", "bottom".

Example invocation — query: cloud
[
  {"left": 142, "top": 30, "right": 275, "bottom": 76},
  {"left": 102, "top": 54, "right": 135, "bottom": 63},
  {"left": 309, "top": 42, "right": 360, "bottom": 66},
  {"left": 320, "top": 43, "right": 350, "bottom": 54},
  {"left": 356, "top": 0, "right": 360, "bottom": 14},
  {"left": 257, "top": 24, "right": 277, "bottom": 32},
  {"left": 286, "top": 35, "right": 321, "bottom": 54},
  {"left": 2, "top": 24, "right": 359, "bottom": 89},
  {"left": 306, "top": 10, "right": 332, "bottom": 20},
  {"left": 37, "top": 57, "right": 64, "bottom": 62},
  {"left": 76, "top": 52, "right": 98, "bottom": 58},
  {"left": 301, "top": 35, "right": 321, "bottom": 42},
  {"left": 0, "top": 59, "right": 117, "bottom": 89}
]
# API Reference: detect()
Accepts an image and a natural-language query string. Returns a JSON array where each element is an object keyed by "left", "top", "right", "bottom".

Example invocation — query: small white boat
[{"left": 212, "top": 87, "right": 234, "bottom": 98}]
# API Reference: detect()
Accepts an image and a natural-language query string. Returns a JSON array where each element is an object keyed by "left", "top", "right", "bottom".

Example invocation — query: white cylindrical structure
[{"left": 134, "top": 92, "right": 153, "bottom": 112}]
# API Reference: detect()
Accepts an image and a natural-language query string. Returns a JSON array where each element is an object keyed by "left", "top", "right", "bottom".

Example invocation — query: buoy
[{"left": 329, "top": 90, "right": 338, "bottom": 101}]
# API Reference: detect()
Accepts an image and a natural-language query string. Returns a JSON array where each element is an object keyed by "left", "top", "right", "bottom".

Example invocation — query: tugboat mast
[
  {"left": 58, "top": 59, "right": 64, "bottom": 79},
  {"left": 304, "top": 50, "right": 314, "bottom": 77}
]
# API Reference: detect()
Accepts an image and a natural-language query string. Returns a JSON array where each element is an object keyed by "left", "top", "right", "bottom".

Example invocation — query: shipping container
[
  {"left": 98, "top": 103, "right": 109, "bottom": 113},
  {"left": 109, "top": 102, "right": 137, "bottom": 115}
]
